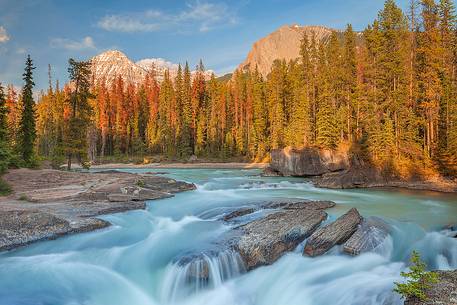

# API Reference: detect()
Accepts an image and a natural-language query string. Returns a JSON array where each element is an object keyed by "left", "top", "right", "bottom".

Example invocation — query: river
[{"left": 1, "top": 168, "right": 456, "bottom": 305}]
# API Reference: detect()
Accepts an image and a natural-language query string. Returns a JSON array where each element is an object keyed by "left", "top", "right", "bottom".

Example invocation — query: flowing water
[{"left": 1, "top": 168, "right": 457, "bottom": 305}]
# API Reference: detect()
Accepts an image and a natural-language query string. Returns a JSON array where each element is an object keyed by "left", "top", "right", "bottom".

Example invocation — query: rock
[
  {"left": 343, "top": 217, "right": 390, "bottom": 256},
  {"left": 0, "top": 209, "right": 109, "bottom": 251},
  {"left": 136, "top": 188, "right": 173, "bottom": 201},
  {"left": 237, "top": 209, "right": 327, "bottom": 270},
  {"left": 269, "top": 146, "right": 349, "bottom": 177},
  {"left": 284, "top": 200, "right": 336, "bottom": 210},
  {"left": 238, "top": 25, "right": 334, "bottom": 78},
  {"left": 107, "top": 194, "right": 134, "bottom": 202},
  {"left": 405, "top": 270, "right": 457, "bottom": 305},
  {"left": 262, "top": 200, "right": 335, "bottom": 210},
  {"left": 304, "top": 208, "right": 362, "bottom": 257},
  {"left": 262, "top": 167, "right": 282, "bottom": 177},
  {"left": 222, "top": 208, "right": 256, "bottom": 221}
]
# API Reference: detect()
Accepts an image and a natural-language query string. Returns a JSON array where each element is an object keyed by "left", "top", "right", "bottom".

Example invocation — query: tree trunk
[{"left": 67, "top": 153, "right": 72, "bottom": 171}]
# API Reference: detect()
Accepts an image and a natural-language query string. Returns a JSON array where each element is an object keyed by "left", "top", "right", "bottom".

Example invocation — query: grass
[
  {"left": 18, "top": 194, "right": 29, "bottom": 201},
  {"left": 0, "top": 177, "right": 12, "bottom": 196}
]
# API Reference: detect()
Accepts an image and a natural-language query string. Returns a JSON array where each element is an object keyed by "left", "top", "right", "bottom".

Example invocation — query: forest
[{"left": 0, "top": 0, "right": 456, "bottom": 178}]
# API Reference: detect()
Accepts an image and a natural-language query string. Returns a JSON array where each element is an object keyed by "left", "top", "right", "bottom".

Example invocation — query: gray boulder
[
  {"left": 304, "top": 208, "right": 362, "bottom": 257},
  {"left": 237, "top": 209, "right": 327, "bottom": 270},
  {"left": 269, "top": 147, "right": 349, "bottom": 176},
  {"left": 343, "top": 217, "right": 390, "bottom": 256}
]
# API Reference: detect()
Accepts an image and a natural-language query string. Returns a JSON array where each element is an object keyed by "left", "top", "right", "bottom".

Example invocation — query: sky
[{"left": 0, "top": 0, "right": 411, "bottom": 91}]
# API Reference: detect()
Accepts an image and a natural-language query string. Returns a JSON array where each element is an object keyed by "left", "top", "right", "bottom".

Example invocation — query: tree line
[{"left": 1, "top": 0, "right": 456, "bottom": 177}]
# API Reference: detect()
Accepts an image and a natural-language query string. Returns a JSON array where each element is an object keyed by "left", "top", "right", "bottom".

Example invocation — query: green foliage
[
  {"left": 0, "top": 178, "right": 11, "bottom": 196},
  {"left": 17, "top": 55, "right": 37, "bottom": 166},
  {"left": 136, "top": 179, "right": 145, "bottom": 187},
  {"left": 394, "top": 251, "right": 439, "bottom": 301},
  {"left": 64, "top": 59, "right": 93, "bottom": 170}
]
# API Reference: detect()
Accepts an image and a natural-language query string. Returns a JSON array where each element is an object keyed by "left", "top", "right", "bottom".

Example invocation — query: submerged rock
[
  {"left": 171, "top": 249, "right": 246, "bottom": 285},
  {"left": 343, "top": 217, "right": 390, "bottom": 256},
  {"left": 237, "top": 209, "right": 327, "bottom": 270},
  {"left": 405, "top": 270, "right": 457, "bottom": 305},
  {"left": 304, "top": 208, "right": 362, "bottom": 257},
  {"left": 268, "top": 146, "right": 349, "bottom": 176},
  {"left": 222, "top": 208, "right": 256, "bottom": 221}
]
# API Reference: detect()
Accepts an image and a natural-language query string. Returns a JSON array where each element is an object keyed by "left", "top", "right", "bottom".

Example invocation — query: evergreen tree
[
  {"left": 65, "top": 59, "right": 93, "bottom": 170},
  {"left": 17, "top": 55, "right": 37, "bottom": 166}
]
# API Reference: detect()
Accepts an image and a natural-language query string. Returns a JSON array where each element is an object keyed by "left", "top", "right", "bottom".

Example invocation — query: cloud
[
  {"left": 16, "top": 48, "right": 26, "bottom": 54},
  {"left": 50, "top": 36, "right": 96, "bottom": 51},
  {"left": 98, "top": 1, "right": 237, "bottom": 33},
  {"left": 0, "top": 26, "right": 10, "bottom": 43}
]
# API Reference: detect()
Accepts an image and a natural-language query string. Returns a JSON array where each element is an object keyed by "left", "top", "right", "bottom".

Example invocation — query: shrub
[
  {"left": 394, "top": 251, "right": 439, "bottom": 301},
  {"left": 0, "top": 178, "right": 11, "bottom": 196}
]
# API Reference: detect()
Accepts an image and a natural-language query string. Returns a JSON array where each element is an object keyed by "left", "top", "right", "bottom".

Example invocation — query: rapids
[{"left": 0, "top": 168, "right": 456, "bottom": 305}]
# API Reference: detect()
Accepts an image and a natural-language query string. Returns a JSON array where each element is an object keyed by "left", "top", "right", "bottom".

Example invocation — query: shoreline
[{"left": 71, "top": 162, "right": 269, "bottom": 170}]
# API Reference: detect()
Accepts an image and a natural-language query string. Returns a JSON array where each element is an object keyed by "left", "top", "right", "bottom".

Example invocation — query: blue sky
[{"left": 0, "top": 0, "right": 411, "bottom": 91}]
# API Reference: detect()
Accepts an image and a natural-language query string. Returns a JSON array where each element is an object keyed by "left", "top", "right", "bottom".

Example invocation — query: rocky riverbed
[{"left": 0, "top": 168, "right": 195, "bottom": 251}]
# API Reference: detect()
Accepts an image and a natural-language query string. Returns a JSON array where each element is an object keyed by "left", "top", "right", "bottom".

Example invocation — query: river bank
[
  {"left": 70, "top": 162, "right": 268, "bottom": 170},
  {"left": 266, "top": 147, "right": 457, "bottom": 193},
  {"left": 0, "top": 168, "right": 195, "bottom": 251}
]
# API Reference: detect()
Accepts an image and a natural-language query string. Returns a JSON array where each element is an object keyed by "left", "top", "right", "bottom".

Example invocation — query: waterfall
[{"left": 160, "top": 250, "right": 246, "bottom": 303}]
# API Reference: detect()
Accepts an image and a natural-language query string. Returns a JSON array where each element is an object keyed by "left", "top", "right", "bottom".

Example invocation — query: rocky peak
[
  {"left": 90, "top": 50, "right": 214, "bottom": 86},
  {"left": 238, "top": 25, "right": 335, "bottom": 78},
  {"left": 91, "top": 50, "right": 147, "bottom": 86}
]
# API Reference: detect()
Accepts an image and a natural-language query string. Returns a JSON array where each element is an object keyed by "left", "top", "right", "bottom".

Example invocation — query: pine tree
[
  {"left": 17, "top": 55, "right": 37, "bottom": 166},
  {"left": 65, "top": 59, "right": 93, "bottom": 170}
]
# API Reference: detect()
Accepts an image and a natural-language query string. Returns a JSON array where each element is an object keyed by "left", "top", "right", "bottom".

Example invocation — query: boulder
[
  {"left": 304, "top": 208, "right": 362, "bottom": 257},
  {"left": 269, "top": 146, "right": 349, "bottom": 177},
  {"left": 343, "top": 217, "right": 390, "bottom": 256},
  {"left": 261, "top": 200, "right": 335, "bottom": 210},
  {"left": 237, "top": 209, "right": 327, "bottom": 270},
  {"left": 222, "top": 208, "right": 256, "bottom": 221},
  {"left": 107, "top": 194, "right": 134, "bottom": 202},
  {"left": 405, "top": 270, "right": 457, "bottom": 305},
  {"left": 262, "top": 167, "right": 282, "bottom": 177}
]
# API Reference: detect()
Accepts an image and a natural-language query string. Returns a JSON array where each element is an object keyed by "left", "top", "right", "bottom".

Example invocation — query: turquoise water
[{"left": 0, "top": 168, "right": 456, "bottom": 305}]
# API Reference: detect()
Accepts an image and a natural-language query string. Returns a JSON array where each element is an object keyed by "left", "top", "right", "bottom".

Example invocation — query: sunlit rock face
[
  {"left": 269, "top": 146, "right": 349, "bottom": 177},
  {"left": 238, "top": 25, "right": 335, "bottom": 78}
]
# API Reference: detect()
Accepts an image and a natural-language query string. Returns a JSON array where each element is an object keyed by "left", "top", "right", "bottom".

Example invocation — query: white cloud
[
  {"left": 0, "top": 26, "right": 10, "bottom": 43},
  {"left": 50, "top": 36, "right": 96, "bottom": 51},
  {"left": 16, "top": 48, "right": 26, "bottom": 54},
  {"left": 98, "top": 1, "right": 237, "bottom": 33}
]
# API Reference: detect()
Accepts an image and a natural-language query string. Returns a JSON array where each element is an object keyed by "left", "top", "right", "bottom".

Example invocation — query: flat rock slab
[
  {"left": 304, "top": 208, "right": 362, "bottom": 257},
  {"left": 343, "top": 217, "right": 390, "bottom": 256},
  {"left": 405, "top": 270, "right": 457, "bottom": 305},
  {"left": 237, "top": 209, "right": 328, "bottom": 270},
  {"left": 0, "top": 209, "right": 109, "bottom": 251}
]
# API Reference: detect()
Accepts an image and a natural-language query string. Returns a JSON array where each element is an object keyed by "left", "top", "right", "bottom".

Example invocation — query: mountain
[
  {"left": 90, "top": 50, "right": 214, "bottom": 86},
  {"left": 91, "top": 50, "right": 147, "bottom": 86},
  {"left": 238, "top": 25, "right": 335, "bottom": 78}
]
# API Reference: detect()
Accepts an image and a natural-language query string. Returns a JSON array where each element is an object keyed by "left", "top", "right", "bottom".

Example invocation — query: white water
[{"left": 0, "top": 168, "right": 456, "bottom": 305}]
